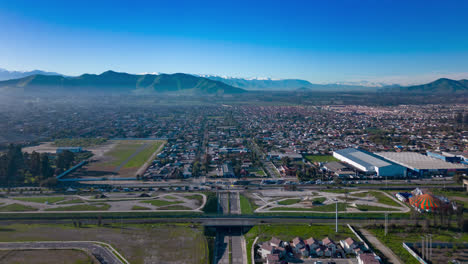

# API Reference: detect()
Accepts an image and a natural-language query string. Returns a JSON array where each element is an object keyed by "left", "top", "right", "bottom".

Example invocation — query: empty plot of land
[
  {"left": 0, "top": 223, "right": 208, "bottom": 264},
  {"left": 0, "top": 249, "right": 98, "bottom": 264}
]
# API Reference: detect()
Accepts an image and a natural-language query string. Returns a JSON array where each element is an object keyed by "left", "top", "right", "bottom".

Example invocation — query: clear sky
[{"left": 1, "top": 0, "right": 468, "bottom": 84}]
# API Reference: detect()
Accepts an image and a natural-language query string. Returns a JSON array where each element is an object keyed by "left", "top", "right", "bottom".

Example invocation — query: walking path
[{"left": 359, "top": 228, "right": 403, "bottom": 264}]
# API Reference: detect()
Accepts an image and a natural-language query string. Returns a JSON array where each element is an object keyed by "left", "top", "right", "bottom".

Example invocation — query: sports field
[
  {"left": 66, "top": 140, "right": 165, "bottom": 179},
  {"left": 304, "top": 155, "right": 339, "bottom": 163}
]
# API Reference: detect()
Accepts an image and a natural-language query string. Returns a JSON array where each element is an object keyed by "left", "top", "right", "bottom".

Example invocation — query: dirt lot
[
  {"left": 0, "top": 223, "right": 208, "bottom": 264},
  {"left": 0, "top": 249, "right": 97, "bottom": 264}
]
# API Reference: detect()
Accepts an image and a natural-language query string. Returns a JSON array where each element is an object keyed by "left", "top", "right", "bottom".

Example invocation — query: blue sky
[{"left": 1, "top": 0, "right": 468, "bottom": 84}]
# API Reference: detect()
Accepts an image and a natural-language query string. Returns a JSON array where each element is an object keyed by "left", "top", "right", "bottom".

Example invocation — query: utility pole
[
  {"left": 421, "top": 236, "right": 425, "bottom": 260},
  {"left": 335, "top": 199, "right": 338, "bottom": 233},
  {"left": 429, "top": 234, "right": 432, "bottom": 260},
  {"left": 384, "top": 212, "right": 388, "bottom": 236}
]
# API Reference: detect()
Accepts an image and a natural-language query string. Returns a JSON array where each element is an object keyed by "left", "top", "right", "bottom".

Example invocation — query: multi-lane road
[{"left": 214, "top": 191, "right": 247, "bottom": 264}]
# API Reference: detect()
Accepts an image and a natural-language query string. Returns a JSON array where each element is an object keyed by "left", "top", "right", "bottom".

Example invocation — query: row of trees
[{"left": 0, "top": 144, "right": 76, "bottom": 186}]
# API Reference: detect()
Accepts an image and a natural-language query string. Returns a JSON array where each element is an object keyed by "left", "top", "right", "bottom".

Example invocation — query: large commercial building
[
  {"left": 375, "top": 152, "right": 468, "bottom": 176},
  {"left": 333, "top": 148, "right": 406, "bottom": 177}
]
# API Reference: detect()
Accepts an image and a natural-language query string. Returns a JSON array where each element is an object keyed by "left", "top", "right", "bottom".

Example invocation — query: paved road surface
[
  {"left": 359, "top": 228, "right": 403, "bottom": 264},
  {"left": 230, "top": 235, "right": 244, "bottom": 264},
  {"left": 0, "top": 217, "right": 431, "bottom": 227},
  {"left": 214, "top": 193, "right": 246, "bottom": 264},
  {"left": 218, "top": 192, "right": 230, "bottom": 214},
  {"left": 230, "top": 192, "right": 240, "bottom": 215},
  {"left": 0, "top": 241, "right": 124, "bottom": 264},
  {"left": 214, "top": 233, "right": 230, "bottom": 264}
]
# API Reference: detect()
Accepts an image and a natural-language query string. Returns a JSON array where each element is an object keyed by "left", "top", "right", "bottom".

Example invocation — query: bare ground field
[
  {"left": 0, "top": 224, "right": 208, "bottom": 264},
  {"left": 0, "top": 249, "right": 98, "bottom": 264}
]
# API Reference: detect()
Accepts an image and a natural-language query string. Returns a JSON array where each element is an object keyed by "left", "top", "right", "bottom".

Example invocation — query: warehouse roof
[
  {"left": 375, "top": 152, "right": 467, "bottom": 170},
  {"left": 334, "top": 148, "right": 392, "bottom": 168}
]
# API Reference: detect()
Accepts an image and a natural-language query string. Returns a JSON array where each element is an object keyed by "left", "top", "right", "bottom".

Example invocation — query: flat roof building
[
  {"left": 333, "top": 148, "right": 406, "bottom": 177},
  {"left": 375, "top": 151, "right": 468, "bottom": 176},
  {"left": 56, "top": 147, "right": 82, "bottom": 154}
]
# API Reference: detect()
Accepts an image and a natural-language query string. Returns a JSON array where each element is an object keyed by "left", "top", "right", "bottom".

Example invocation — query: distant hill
[
  {"left": 389, "top": 78, "right": 468, "bottom": 93},
  {"left": 0, "top": 71, "right": 246, "bottom": 95},
  {"left": 0, "top": 68, "right": 63, "bottom": 81}
]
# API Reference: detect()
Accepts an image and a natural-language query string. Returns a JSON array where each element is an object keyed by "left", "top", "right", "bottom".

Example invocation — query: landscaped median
[{"left": 0, "top": 192, "right": 207, "bottom": 215}]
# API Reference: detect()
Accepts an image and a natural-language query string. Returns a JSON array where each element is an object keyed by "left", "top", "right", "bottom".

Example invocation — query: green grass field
[
  {"left": 356, "top": 204, "right": 398, "bottom": 211},
  {"left": 104, "top": 140, "right": 164, "bottom": 168},
  {"left": 240, "top": 194, "right": 255, "bottom": 214},
  {"left": 0, "top": 203, "right": 38, "bottom": 212},
  {"left": 304, "top": 155, "right": 339, "bottom": 163},
  {"left": 45, "top": 203, "right": 110, "bottom": 211},
  {"left": 312, "top": 197, "right": 326, "bottom": 204},
  {"left": 141, "top": 199, "right": 183, "bottom": 207},
  {"left": 106, "top": 141, "right": 144, "bottom": 166},
  {"left": 368, "top": 191, "right": 401, "bottom": 207},
  {"left": 124, "top": 141, "right": 163, "bottom": 168},
  {"left": 277, "top": 198, "right": 301, "bottom": 205},
  {"left": 56, "top": 199, "right": 85, "bottom": 205},
  {"left": 13, "top": 196, "right": 66, "bottom": 204},
  {"left": 159, "top": 205, "right": 192, "bottom": 210}
]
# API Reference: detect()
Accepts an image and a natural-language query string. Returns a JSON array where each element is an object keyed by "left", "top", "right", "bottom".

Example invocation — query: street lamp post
[{"left": 335, "top": 198, "right": 338, "bottom": 233}]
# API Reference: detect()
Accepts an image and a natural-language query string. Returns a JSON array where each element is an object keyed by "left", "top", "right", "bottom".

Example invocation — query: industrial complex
[
  {"left": 332, "top": 148, "right": 407, "bottom": 177},
  {"left": 333, "top": 148, "right": 467, "bottom": 177}
]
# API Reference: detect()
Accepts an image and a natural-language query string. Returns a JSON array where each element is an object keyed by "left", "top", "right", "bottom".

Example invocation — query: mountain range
[
  {"left": 387, "top": 78, "right": 468, "bottom": 93},
  {"left": 0, "top": 68, "right": 63, "bottom": 81},
  {"left": 198, "top": 75, "right": 383, "bottom": 91},
  {"left": 0, "top": 71, "right": 245, "bottom": 95},
  {"left": 0, "top": 68, "right": 466, "bottom": 95}
]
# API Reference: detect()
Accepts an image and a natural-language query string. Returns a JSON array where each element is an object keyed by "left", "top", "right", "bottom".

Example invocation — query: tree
[
  {"left": 56, "top": 150, "right": 75, "bottom": 171},
  {"left": 29, "top": 151, "right": 41, "bottom": 176},
  {"left": 40, "top": 154, "right": 53, "bottom": 179}
]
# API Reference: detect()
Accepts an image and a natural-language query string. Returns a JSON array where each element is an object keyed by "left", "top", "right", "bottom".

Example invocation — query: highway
[
  {"left": 214, "top": 192, "right": 246, "bottom": 263},
  {"left": 0, "top": 216, "right": 427, "bottom": 226},
  {"left": 0, "top": 241, "right": 126, "bottom": 264}
]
